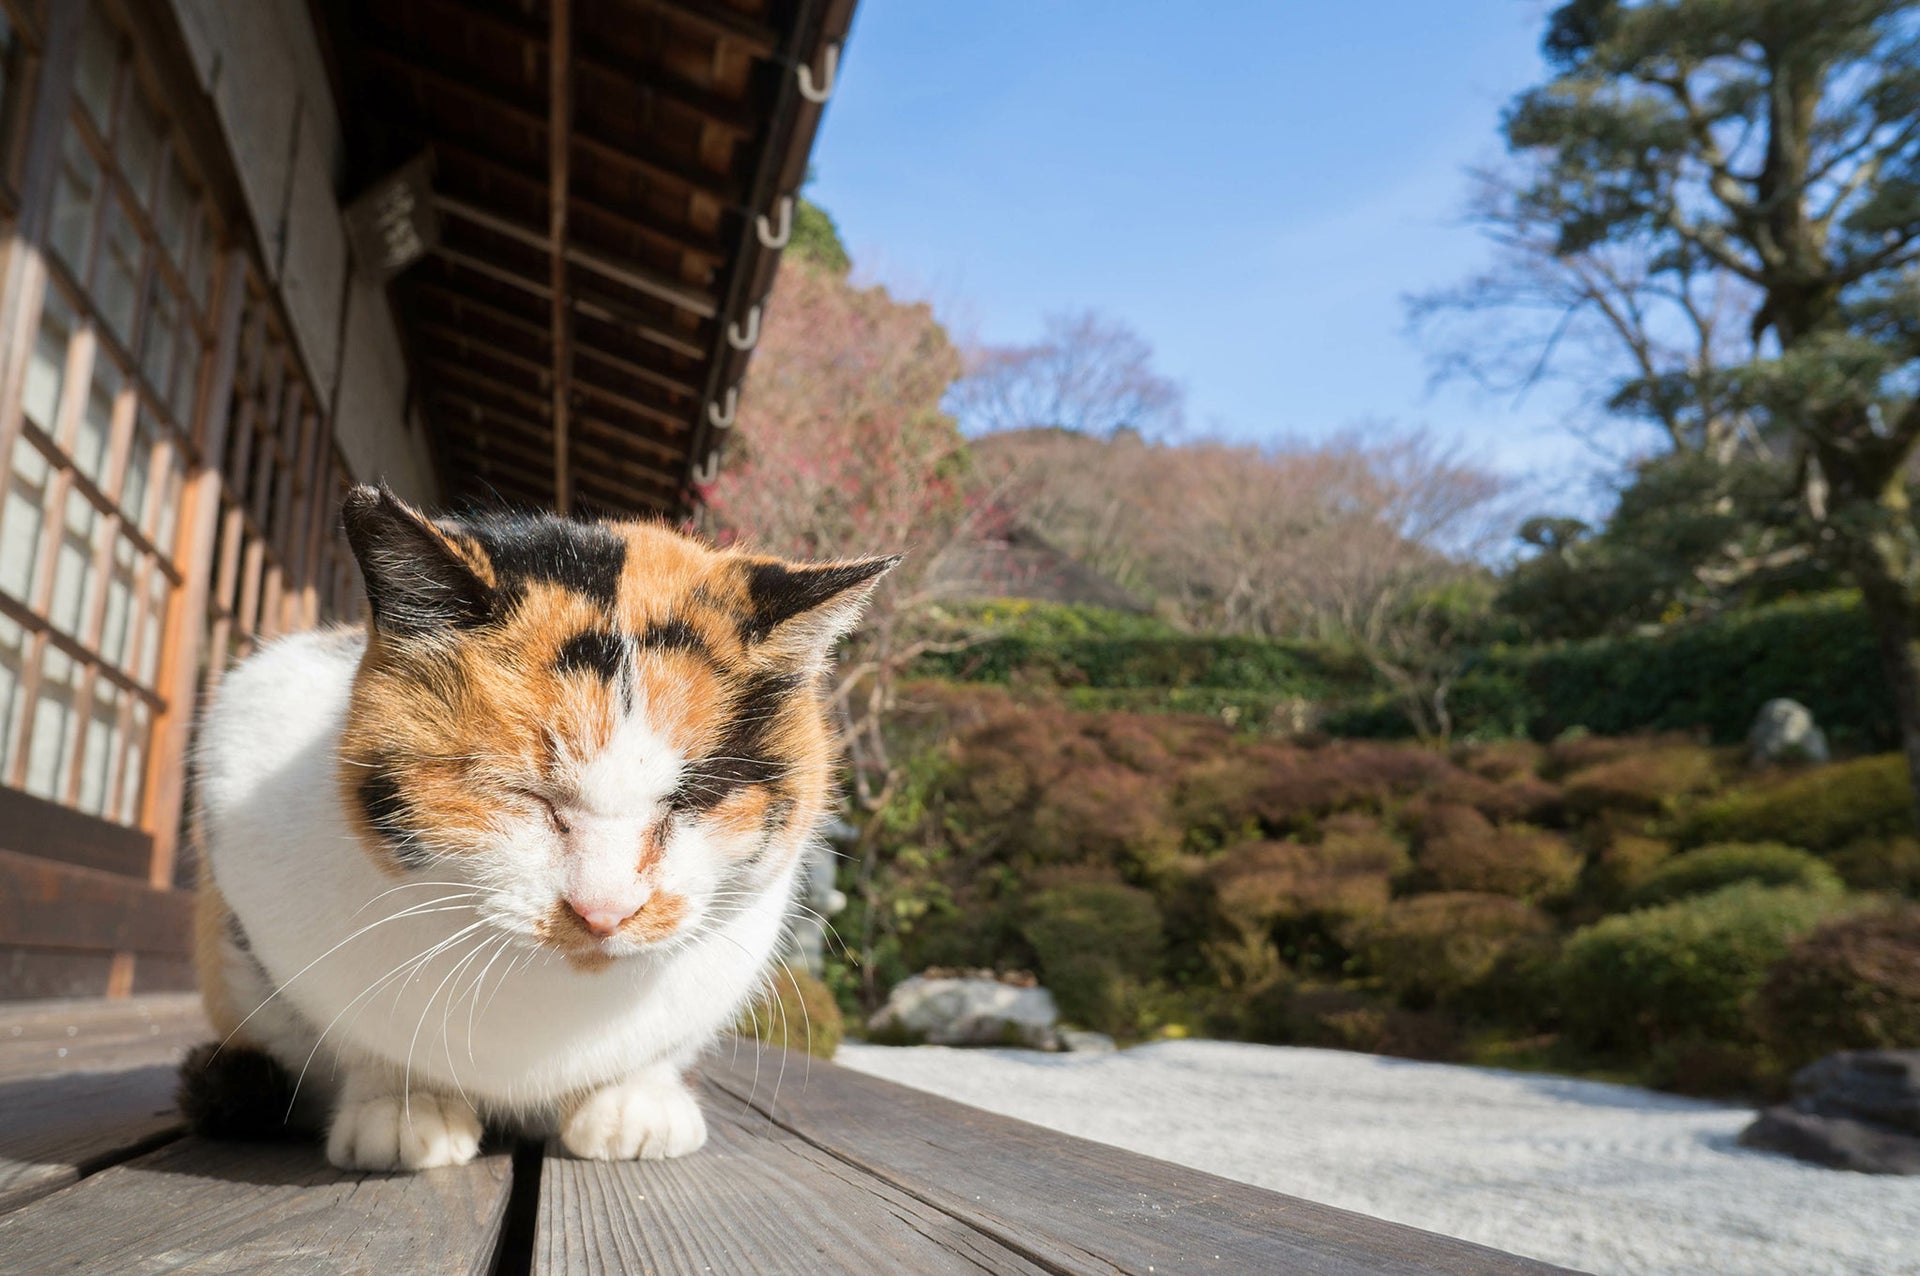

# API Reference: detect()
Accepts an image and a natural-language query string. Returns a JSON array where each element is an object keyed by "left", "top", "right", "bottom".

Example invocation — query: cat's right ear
[{"left": 341, "top": 485, "right": 491, "bottom": 637}]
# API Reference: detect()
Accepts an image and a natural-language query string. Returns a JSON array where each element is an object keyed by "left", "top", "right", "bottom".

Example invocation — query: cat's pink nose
[{"left": 567, "top": 898, "right": 639, "bottom": 937}]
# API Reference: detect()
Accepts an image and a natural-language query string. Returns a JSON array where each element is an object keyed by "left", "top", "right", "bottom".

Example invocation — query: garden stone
[
  {"left": 1060, "top": 1029, "right": 1117, "bottom": 1053},
  {"left": 1747, "top": 698, "right": 1829, "bottom": 765},
  {"left": 1738, "top": 1050, "right": 1920, "bottom": 1174},
  {"left": 1792, "top": 1050, "right": 1920, "bottom": 1136},
  {"left": 868, "top": 975, "right": 1060, "bottom": 1050},
  {"left": 1739, "top": 1105, "right": 1920, "bottom": 1174}
]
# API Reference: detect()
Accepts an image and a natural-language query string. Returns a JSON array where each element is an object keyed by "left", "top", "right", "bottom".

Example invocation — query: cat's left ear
[
  {"left": 741, "top": 554, "right": 902, "bottom": 657},
  {"left": 341, "top": 485, "right": 492, "bottom": 637}
]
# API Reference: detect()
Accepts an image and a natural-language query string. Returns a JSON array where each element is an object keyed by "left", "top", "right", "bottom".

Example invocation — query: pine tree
[{"left": 1482, "top": 0, "right": 1920, "bottom": 819}]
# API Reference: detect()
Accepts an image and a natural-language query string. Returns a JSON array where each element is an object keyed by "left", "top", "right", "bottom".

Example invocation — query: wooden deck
[{"left": 0, "top": 996, "right": 1575, "bottom": 1274}]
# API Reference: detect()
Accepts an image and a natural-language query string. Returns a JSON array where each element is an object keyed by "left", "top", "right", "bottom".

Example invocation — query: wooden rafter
[
  {"left": 438, "top": 195, "right": 717, "bottom": 319},
  {"left": 409, "top": 281, "right": 701, "bottom": 398},
  {"left": 429, "top": 243, "right": 706, "bottom": 361},
  {"left": 548, "top": 0, "right": 573, "bottom": 514}
]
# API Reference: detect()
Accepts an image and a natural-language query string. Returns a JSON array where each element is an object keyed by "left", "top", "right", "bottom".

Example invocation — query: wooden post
[
  {"left": 145, "top": 249, "right": 249, "bottom": 892},
  {"left": 548, "top": 0, "right": 573, "bottom": 515}
]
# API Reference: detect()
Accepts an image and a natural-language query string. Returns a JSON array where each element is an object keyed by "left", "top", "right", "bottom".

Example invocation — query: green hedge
[
  {"left": 918, "top": 601, "right": 1369, "bottom": 700},
  {"left": 1329, "top": 593, "right": 1893, "bottom": 749}
]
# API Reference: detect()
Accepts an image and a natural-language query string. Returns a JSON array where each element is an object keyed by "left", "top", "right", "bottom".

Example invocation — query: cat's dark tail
[{"left": 176, "top": 1041, "right": 307, "bottom": 1140}]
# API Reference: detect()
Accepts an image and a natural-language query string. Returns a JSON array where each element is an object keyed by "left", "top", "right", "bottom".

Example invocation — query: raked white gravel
[{"left": 835, "top": 1039, "right": 1920, "bottom": 1276}]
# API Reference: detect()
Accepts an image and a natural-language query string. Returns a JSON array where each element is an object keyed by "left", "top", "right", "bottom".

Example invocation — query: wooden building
[{"left": 0, "top": 0, "right": 851, "bottom": 999}]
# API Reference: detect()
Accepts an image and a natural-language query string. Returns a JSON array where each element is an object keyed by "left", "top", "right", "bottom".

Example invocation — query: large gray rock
[
  {"left": 1739, "top": 1050, "right": 1920, "bottom": 1174},
  {"left": 868, "top": 975, "right": 1059, "bottom": 1050},
  {"left": 1739, "top": 1106, "right": 1920, "bottom": 1174},
  {"left": 1792, "top": 1050, "right": 1920, "bottom": 1136},
  {"left": 1747, "top": 698, "right": 1830, "bottom": 766}
]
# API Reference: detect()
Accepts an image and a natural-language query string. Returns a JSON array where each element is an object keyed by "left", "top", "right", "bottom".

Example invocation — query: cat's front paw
[
  {"left": 326, "top": 1087, "right": 482, "bottom": 1171},
  {"left": 561, "top": 1070, "right": 707, "bottom": 1160}
]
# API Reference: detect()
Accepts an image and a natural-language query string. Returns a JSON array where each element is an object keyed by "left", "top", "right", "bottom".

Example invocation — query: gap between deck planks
[{"left": 0, "top": 997, "right": 1581, "bottom": 1275}]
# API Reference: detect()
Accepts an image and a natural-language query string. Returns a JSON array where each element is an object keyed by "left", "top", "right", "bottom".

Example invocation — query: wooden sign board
[{"left": 342, "top": 153, "right": 440, "bottom": 281}]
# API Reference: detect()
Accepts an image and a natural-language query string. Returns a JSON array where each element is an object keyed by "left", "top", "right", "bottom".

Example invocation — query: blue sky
[{"left": 806, "top": 0, "right": 1615, "bottom": 511}]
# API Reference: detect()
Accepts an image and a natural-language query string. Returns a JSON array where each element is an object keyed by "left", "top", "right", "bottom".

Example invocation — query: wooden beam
[
  {"left": 392, "top": 130, "right": 725, "bottom": 262},
  {"left": 398, "top": 0, "right": 761, "bottom": 136},
  {"left": 415, "top": 322, "right": 689, "bottom": 434},
  {"left": 438, "top": 195, "right": 718, "bottom": 319},
  {"left": 428, "top": 245, "right": 706, "bottom": 361},
  {"left": 423, "top": 372, "right": 685, "bottom": 468},
  {"left": 364, "top": 47, "right": 740, "bottom": 206},
  {"left": 549, "top": 0, "right": 573, "bottom": 515},
  {"left": 626, "top": 0, "right": 780, "bottom": 56},
  {"left": 408, "top": 281, "right": 700, "bottom": 399}
]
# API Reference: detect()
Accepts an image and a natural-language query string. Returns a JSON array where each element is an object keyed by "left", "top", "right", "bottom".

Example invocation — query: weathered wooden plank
[
  {"left": 0, "top": 785, "right": 153, "bottom": 880},
  {"left": 535, "top": 1082, "right": 1050, "bottom": 1275},
  {"left": 0, "top": 994, "right": 207, "bottom": 1081},
  {"left": 0, "top": 1064, "right": 181, "bottom": 1215},
  {"left": 706, "top": 1046, "right": 1577, "bottom": 1276},
  {"left": 0, "top": 851, "right": 194, "bottom": 957},
  {"left": 0, "top": 1139, "right": 512, "bottom": 1274}
]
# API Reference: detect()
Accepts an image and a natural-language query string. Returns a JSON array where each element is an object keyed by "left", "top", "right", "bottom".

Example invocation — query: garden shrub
[
  {"left": 1282, "top": 986, "right": 1463, "bottom": 1060},
  {"left": 1022, "top": 877, "right": 1165, "bottom": 1036},
  {"left": 1410, "top": 804, "right": 1583, "bottom": 899},
  {"left": 736, "top": 966, "right": 844, "bottom": 1059},
  {"left": 1556, "top": 884, "right": 1852, "bottom": 1055},
  {"left": 1590, "top": 833, "right": 1676, "bottom": 903},
  {"left": 1212, "top": 814, "right": 1407, "bottom": 926},
  {"left": 1455, "top": 739, "right": 1546, "bottom": 782},
  {"left": 1343, "top": 893, "right": 1554, "bottom": 1007},
  {"left": 1561, "top": 742, "right": 1720, "bottom": 814},
  {"left": 1827, "top": 835, "right": 1920, "bottom": 896},
  {"left": 1679, "top": 754, "right": 1912, "bottom": 852},
  {"left": 1630, "top": 842, "right": 1843, "bottom": 907},
  {"left": 1753, "top": 903, "right": 1920, "bottom": 1072}
]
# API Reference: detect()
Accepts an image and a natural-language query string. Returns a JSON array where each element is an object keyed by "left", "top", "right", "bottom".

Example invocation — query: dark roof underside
[{"left": 321, "top": 0, "right": 855, "bottom": 517}]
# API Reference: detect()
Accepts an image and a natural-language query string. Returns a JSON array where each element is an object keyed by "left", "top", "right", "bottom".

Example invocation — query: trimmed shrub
[
  {"left": 1557, "top": 884, "right": 1852, "bottom": 1055},
  {"left": 736, "top": 966, "right": 844, "bottom": 1059},
  {"left": 1282, "top": 985, "right": 1463, "bottom": 1061},
  {"left": 1828, "top": 835, "right": 1920, "bottom": 897},
  {"left": 1343, "top": 893, "right": 1554, "bottom": 1007},
  {"left": 1630, "top": 843, "right": 1844, "bottom": 908},
  {"left": 1022, "top": 878, "right": 1165, "bottom": 1035},
  {"left": 1212, "top": 815, "right": 1407, "bottom": 926},
  {"left": 1411, "top": 804, "right": 1583, "bottom": 900},
  {"left": 1753, "top": 903, "right": 1920, "bottom": 1071},
  {"left": 1591, "top": 834, "right": 1677, "bottom": 903},
  {"left": 1455, "top": 739, "right": 1546, "bottom": 783},
  {"left": 1561, "top": 743, "right": 1720, "bottom": 815},
  {"left": 1679, "top": 754, "right": 1912, "bottom": 852}
]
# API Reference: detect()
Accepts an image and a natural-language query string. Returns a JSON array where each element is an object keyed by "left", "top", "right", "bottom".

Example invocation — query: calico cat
[{"left": 183, "top": 485, "right": 893, "bottom": 1170}]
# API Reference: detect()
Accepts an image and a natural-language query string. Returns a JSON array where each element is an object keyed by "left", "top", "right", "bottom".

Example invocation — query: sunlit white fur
[{"left": 197, "top": 627, "right": 802, "bottom": 1169}]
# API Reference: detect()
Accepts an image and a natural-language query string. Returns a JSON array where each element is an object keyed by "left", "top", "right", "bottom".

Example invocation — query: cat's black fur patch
[
  {"left": 672, "top": 671, "right": 804, "bottom": 811},
  {"left": 636, "top": 619, "right": 708, "bottom": 658},
  {"left": 464, "top": 514, "right": 626, "bottom": 612},
  {"left": 554, "top": 629, "right": 628, "bottom": 683},
  {"left": 359, "top": 769, "right": 429, "bottom": 867},
  {"left": 177, "top": 1041, "right": 306, "bottom": 1141},
  {"left": 226, "top": 911, "right": 252, "bottom": 954}
]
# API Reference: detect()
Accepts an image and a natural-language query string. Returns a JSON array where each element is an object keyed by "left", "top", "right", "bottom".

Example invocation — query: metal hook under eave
[
  {"left": 691, "top": 450, "right": 721, "bottom": 485},
  {"left": 727, "top": 306, "right": 761, "bottom": 351},
  {"left": 796, "top": 43, "right": 838, "bottom": 103},
  {"left": 708, "top": 387, "right": 738, "bottom": 430},
  {"left": 756, "top": 196, "right": 794, "bottom": 250}
]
